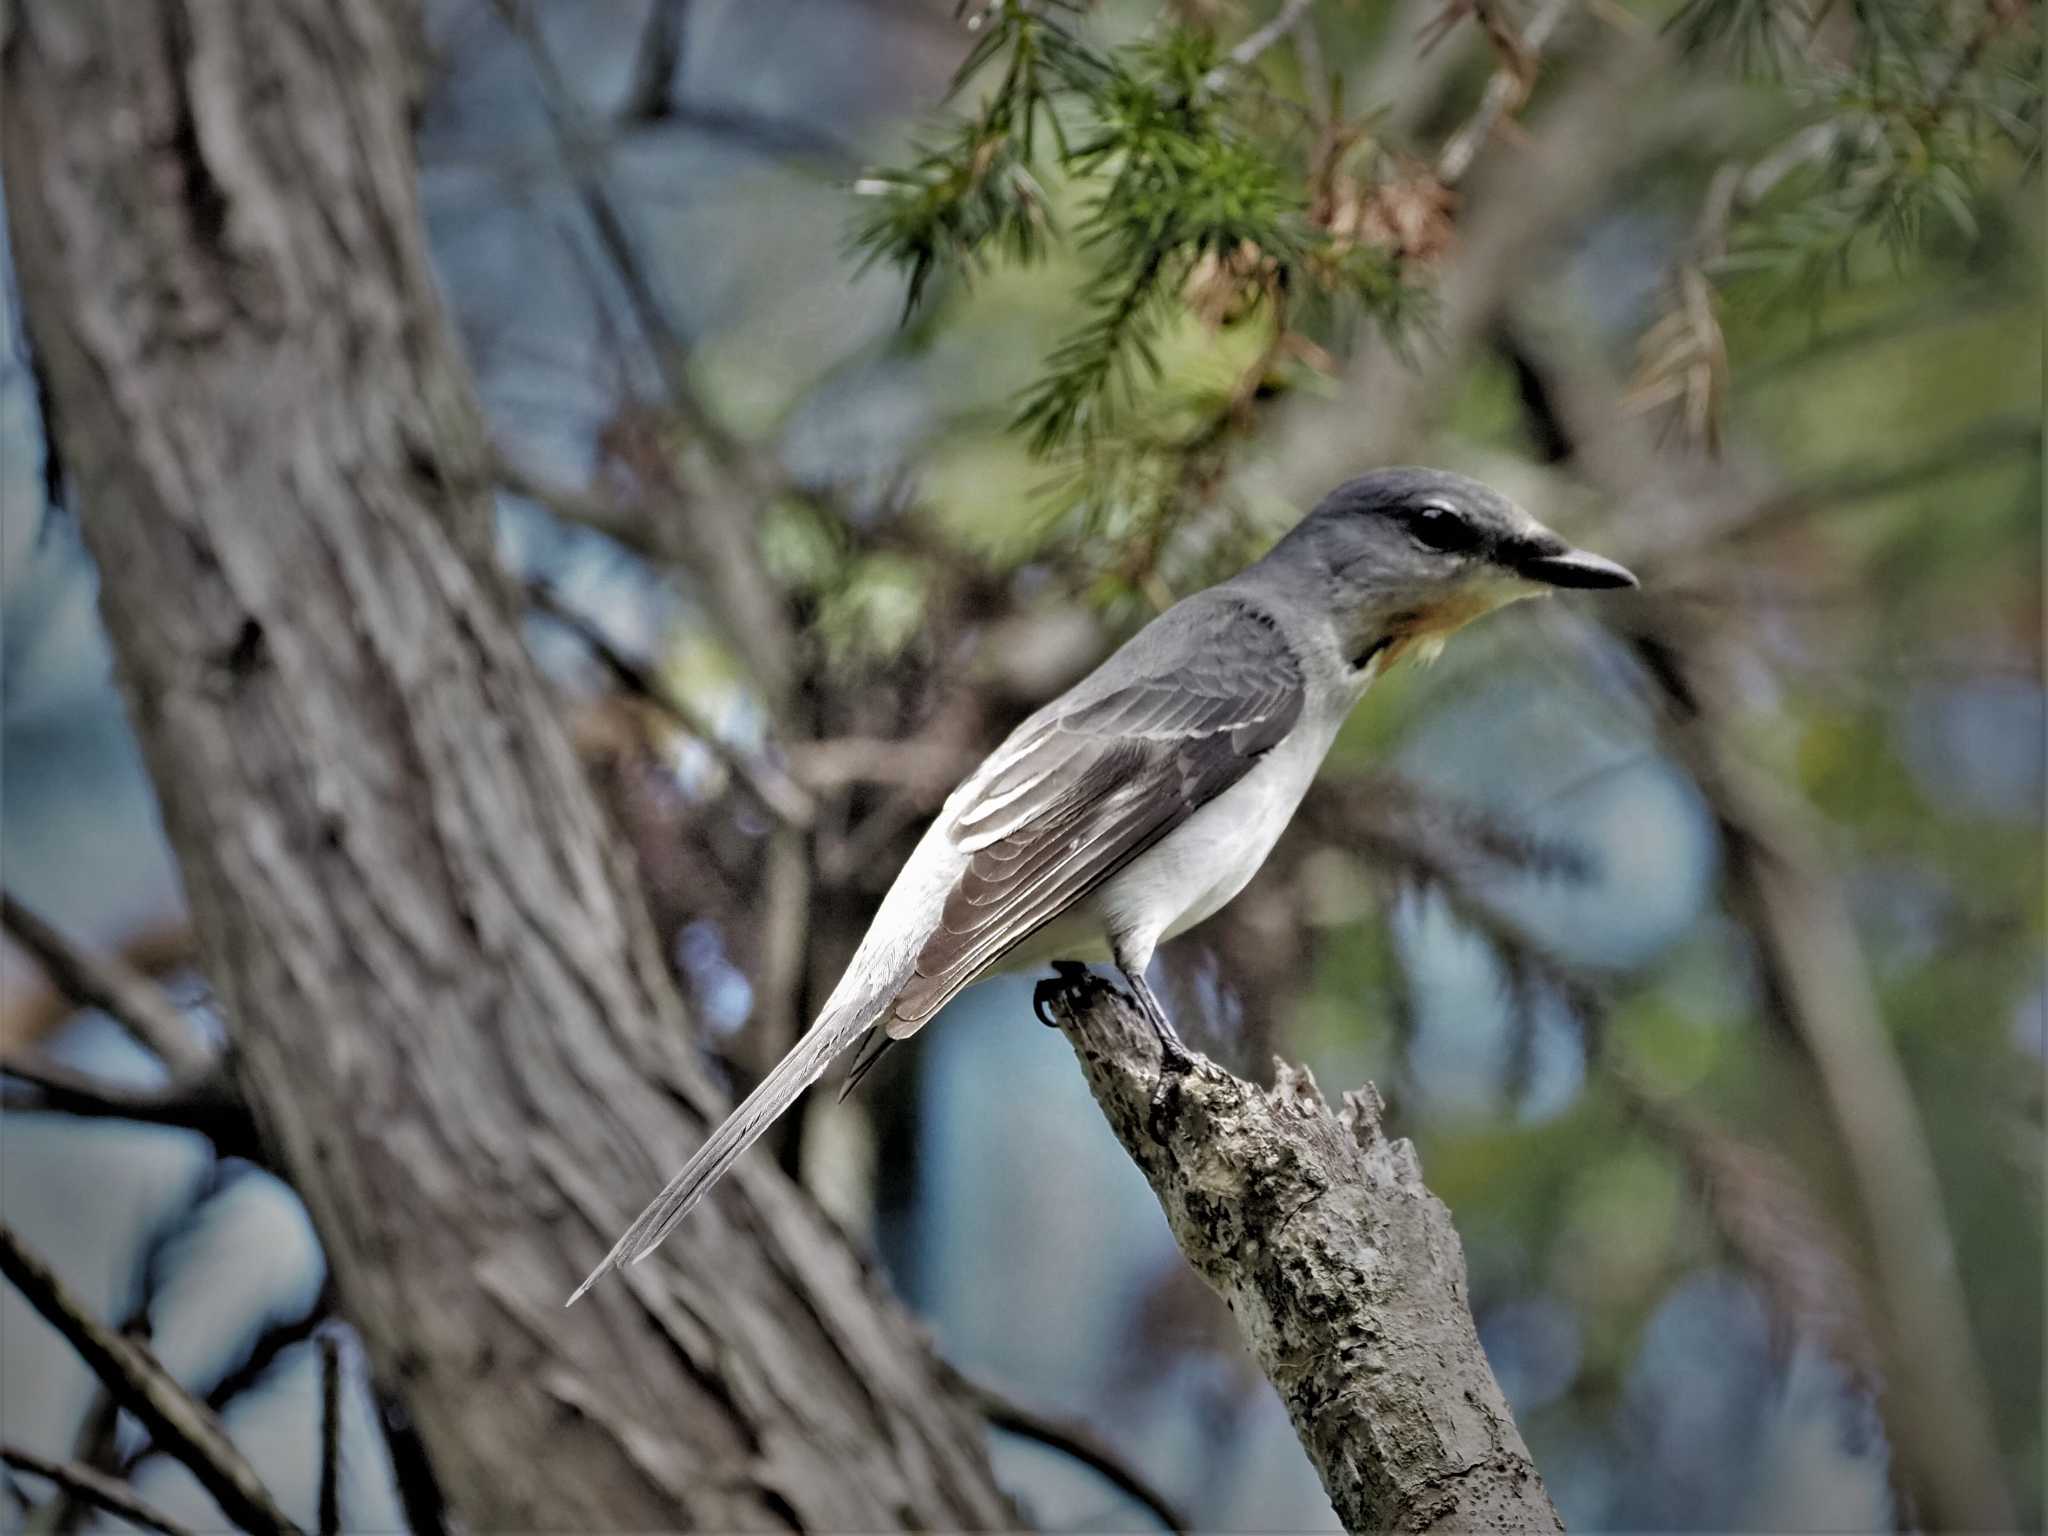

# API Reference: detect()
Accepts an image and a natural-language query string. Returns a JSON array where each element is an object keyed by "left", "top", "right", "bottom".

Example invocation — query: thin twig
[
  {"left": 492, "top": 0, "right": 803, "bottom": 710},
  {"left": 948, "top": 1371, "right": 1189, "bottom": 1535},
  {"left": 1683, "top": 413, "right": 2041, "bottom": 554},
  {"left": 45, "top": 1367, "right": 124, "bottom": 1536},
  {"left": 527, "top": 580, "right": 817, "bottom": 828},
  {"left": 0, "top": 1224, "right": 299, "bottom": 1536},
  {"left": 656, "top": 102, "right": 861, "bottom": 171},
  {"left": 1, "top": 1446, "right": 195, "bottom": 1536},
  {"left": 317, "top": 1335, "right": 341, "bottom": 1536},
  {"left": 1637, "top": 633, "right": 2018, "bottom": 1534},
  {"left": 611, "top": 0, "right": 860, "bottom": 173},
  {"left": 1, "top": 1057, "right": 266, "bottom": 1165},
  {"left": 490, "top": 0, "right": 709, "bottom": 421},
  {"left": 1, "top": 894, "right": 213, "bottom": 1078},
  {"left": 618, "top": 0, "right": 682, "bottom": 123},
  {"left": 1436, "top": 0, "right": 1576, "bottom": 185},
  {"left": 493, "top": 453, "right": 645, "bottom": 548},
  {"left": 1205, "top": 0, "right": 1318, "bottom": 87},
  {"left": 1499, "top": 323, "right": 2019, "bottom": 1535},
  {"left": 1291, "top": 0, "right": 1332, "bottom": 121},
  {"left": 197, "top": 1297, "right": 334, "bottom": 1421},
  {"left": 743, "top": 825, "right": 812, "bottom": 1082},
  {"left": 783, "top": 735, "right": 979, "bottom": 801}
]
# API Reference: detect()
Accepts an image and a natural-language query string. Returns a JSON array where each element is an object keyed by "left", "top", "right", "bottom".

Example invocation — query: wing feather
[{"left": 887, "top": 594, "right": 1304, "bottom": 1035}]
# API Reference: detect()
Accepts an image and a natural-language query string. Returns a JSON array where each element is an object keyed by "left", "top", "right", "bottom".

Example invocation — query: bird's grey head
[{"left": 1256, "top": 467, "right": 1637, "bottom": 672}]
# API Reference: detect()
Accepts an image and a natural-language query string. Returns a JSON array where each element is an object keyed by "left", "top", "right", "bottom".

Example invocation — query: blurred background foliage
[{"left": 2, "top": 0, "right": 2040, "bottom": 1530}]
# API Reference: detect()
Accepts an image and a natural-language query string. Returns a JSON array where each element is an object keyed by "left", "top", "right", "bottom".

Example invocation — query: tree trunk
[{"left": 1, "top": 3, "right": 1011, "bottom": 1530}]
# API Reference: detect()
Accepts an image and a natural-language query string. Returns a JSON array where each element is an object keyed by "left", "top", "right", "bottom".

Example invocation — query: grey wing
[{"left": 886, "top": 594, "right": 1304, "bottom": 1035}]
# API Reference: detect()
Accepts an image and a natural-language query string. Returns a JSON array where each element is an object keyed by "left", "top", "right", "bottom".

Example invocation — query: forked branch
[
  {"left": 0, "top": 1224, "right": 298, "bottom": 1536},
  {"left": 1, "top": 893, "right": 213, "bottom": 1078},
  {"left": 1, "top": 1445, "right": 196, "bottom": 1536}
]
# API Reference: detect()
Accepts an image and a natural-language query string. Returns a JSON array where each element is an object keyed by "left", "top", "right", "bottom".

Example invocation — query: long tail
[{"left": 567, "top": 996, "right": 879, "bottom": 1304}]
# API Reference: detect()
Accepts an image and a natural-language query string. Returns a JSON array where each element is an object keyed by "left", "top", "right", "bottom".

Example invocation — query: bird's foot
[{"left": 1033, "top": 960, "right": 1107, "bottom": 1028}]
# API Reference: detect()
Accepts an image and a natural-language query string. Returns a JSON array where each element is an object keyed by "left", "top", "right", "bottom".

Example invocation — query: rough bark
[
  {"left": 0, "top": 3, "right": 1010, "bottom": 1530},
  {"left": 1045, "top": 982, "right": 1562, "bottom": 1535}
]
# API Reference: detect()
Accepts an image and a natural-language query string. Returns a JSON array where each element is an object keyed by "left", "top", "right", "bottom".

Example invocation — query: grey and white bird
[{"left": 569, "top": 467, "right": 1635, "bottom": 1303}]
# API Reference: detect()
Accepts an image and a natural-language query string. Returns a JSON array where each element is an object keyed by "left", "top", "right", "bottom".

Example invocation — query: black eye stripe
[{"left": 1398, "top": 504, "right": 1482, "bottom": 554}]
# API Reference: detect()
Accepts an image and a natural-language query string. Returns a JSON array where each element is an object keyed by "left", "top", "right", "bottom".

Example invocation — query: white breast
[
  {"left": 977, "top": 648, "right": 1376, "bottom": 980},
  {"left": 1089, "top": 692, "right": 1356, "bottom": 960}
]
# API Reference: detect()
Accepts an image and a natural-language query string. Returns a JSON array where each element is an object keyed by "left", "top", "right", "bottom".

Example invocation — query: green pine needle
[{"left": 847, "top": 5, "right": 1415, "bottom": 460}]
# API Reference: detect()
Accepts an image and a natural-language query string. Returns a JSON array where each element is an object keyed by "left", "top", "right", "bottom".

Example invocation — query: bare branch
[
  {"left": 1041, "top": 985, "right": 1562, "bottom": 1534},
  {"left": 491, "top": 0, "right": 802, "bottom": 710},
  {"left": 1205, "top": 0, "right": 1318, "bottom": 88},
  {"left": 45, "top": 1364, "right": 125, "bottom": 1536},
  {"left": 490, "top": 1, "right": 705, "bottom": 411},
  {"left": 493, "top": 452, "right": 646, "bottom": 549},
  {"left": 528, "top": 575, "right": 826, "bottom": 1098},
  {"left": 194, "top": 1299, "right": 333, "bottom": 1421},
  {"left": 1436, "top": 0, "right": 1576, "bottom": 186},
  {"left": 1498, "top": 322, "right": 2018, "bottom": 1534},
  {"left": 317, "top": 1335, "right": 341, "bottom": 1536},
  {"left": 1, "top": 1445, "right": 195, "bottom": 1536},
  {"left": 1686, "top": 413, "right": 2041, "bottom": 554},
  {"left": 655, "top": 102, "right": 862, "bottom": 172},
  {"left": 1364, "top": 0, "right": 1494, "bottom": 143},
  {"left": 1637, "top": 629, "right": 2017, "bottom": 1533},
  {"left": 784, "top": 734, "right": 979, "bottom": 803},
  {"left": 0, "top": 1223, "right": 299, "bottom": 1536},
  {"left": 618, "top": 0, "right": 681, "bottom": 123},
  {"left": 949, "top": 1369, "right": 1189, "bottom": 1535},
  {"left": 1, "top": 894, "right": 213, "bottom": 1078},
  {"left": 527, "top": 579, "right": 818, "bottom": 827},
  {"left": 741, "top": 824, "right": 813, "bottom": 1083},
  {"left": 610, "top": 1, "right": 859, "bottom": 168},
  {"left": 0, "top": 1057, "right": 265, "bottom": 1165}
]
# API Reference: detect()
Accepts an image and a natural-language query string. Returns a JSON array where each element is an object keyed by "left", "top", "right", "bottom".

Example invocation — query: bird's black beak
[{"left": 1518, "top": 546, "right": 1639, "bottom": 591}]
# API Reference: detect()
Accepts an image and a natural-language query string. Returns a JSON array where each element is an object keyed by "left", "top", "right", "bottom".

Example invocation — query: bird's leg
[
  {"left": 1114, "top": 955, "right": 1195, "bottom": 1078},
  {"left": 1114, "top": 957, "right": 1195, "bottom": 1147}
]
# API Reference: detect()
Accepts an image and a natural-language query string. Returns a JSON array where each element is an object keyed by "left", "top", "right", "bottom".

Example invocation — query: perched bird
[{"left": 570, "top": 467, "right": 1635, "bottom": 1302}]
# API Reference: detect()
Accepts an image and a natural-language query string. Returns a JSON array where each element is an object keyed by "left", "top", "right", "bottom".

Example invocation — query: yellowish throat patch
[{"left": 1380, "top": 581, "right": 1537, "bottom": 669}]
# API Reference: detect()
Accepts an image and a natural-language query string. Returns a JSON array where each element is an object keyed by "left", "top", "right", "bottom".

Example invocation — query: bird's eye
[{"left": 1403, "top": 504, "right": 1480, "bottom": 555}]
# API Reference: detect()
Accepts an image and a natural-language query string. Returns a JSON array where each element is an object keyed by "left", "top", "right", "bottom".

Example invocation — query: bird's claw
[{"left": 1033, "top": 960, "right": 1104, "bottom": 1028}]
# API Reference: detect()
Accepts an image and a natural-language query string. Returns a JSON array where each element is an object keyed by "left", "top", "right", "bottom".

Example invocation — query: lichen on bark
[{"left": 1051, "top": 980, "right": 1563, "bottom": 1534}]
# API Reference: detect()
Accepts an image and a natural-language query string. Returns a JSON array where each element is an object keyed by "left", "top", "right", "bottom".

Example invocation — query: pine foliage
[
  {"left": 1686, "top": 0, "right": 2039, "bottom": 299},
  {"left": 851, "top": 3, "right": 1422, "bottom": 460},
  {"left": 1630, "top": 0, "right": 2038, "bottom": 449}
]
